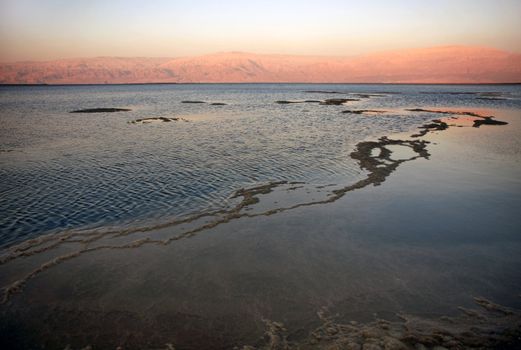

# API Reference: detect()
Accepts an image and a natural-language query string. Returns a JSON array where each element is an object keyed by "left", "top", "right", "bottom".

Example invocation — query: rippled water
[{"left": 1, "top": 84, "right": 520, "bottom": 246}]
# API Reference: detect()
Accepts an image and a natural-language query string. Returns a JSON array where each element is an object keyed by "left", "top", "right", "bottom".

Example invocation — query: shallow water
[
  {"left": 1, "top": 85, "right": 521, "bottom": 349},
  {"left": 1, "top": 83, "right": 520, "bottom": 247}
]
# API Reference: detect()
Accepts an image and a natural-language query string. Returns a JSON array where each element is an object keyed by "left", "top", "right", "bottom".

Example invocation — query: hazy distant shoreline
[
  {"left": 2, "top": 46, "right": 521, "bottom": 85},
  {"left": 1, "top": 82, "right": 521, "bottom": 86}
]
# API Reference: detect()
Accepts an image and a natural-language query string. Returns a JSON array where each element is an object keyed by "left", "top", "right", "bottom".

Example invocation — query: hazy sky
[{"left": 1, "top": 0, "right": 520, "bottom": 61}]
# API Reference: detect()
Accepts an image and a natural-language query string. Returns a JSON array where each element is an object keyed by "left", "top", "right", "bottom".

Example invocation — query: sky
[{"left": 0, "top": 0, "right": 520, "bottom": 62}]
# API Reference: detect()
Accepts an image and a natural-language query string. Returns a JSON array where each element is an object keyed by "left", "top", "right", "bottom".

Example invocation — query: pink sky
[{"left": 1, "top": 0, "right": 521, "bottom": 62}]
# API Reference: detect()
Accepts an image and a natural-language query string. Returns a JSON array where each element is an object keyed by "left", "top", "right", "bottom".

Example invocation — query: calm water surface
[
  {"left": 1, "top": 84, "right": 521, "bottom": 349},
  {"left": 1, "top": 84, "right": 520, "bottom": 246}
]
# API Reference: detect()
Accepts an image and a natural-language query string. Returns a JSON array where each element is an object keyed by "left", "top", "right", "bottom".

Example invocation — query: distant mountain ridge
[{"left": 1, "top": 46, "right": 520, "bottom": 84}]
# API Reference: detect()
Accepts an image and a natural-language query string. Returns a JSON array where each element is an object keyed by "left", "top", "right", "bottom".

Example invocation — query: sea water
[{"left": 1, "top": 83, "right": 520, "bottom": 246}]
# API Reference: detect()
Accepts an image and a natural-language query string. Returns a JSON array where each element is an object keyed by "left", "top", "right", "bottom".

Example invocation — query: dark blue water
[{"left": 1, "top": 83, "right": 520, "bottom": 246}]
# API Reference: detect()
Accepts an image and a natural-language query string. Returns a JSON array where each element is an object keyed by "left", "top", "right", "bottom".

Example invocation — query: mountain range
[{"left": 1, "top": 46, "right": 520, "bottom": 84}]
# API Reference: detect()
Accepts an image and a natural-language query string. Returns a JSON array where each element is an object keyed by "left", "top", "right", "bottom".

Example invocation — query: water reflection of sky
[{"left": 0, "top": 83, "right": 520, "bottom": 246}]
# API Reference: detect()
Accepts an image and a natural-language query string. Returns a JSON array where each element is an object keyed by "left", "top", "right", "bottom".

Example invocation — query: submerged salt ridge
[{"left": 0, "top": 84, "right": 520, "bottom": 246}]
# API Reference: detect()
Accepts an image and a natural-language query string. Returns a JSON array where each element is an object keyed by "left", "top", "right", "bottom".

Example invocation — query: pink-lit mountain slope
[{"left": 1, "top": 46, "right": 520, "bottom": 84}]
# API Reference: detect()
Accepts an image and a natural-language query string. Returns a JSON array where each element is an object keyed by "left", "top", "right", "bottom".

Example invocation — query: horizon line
[{"left": 2, "top": 82, "right": 521, "bottom": 87}]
